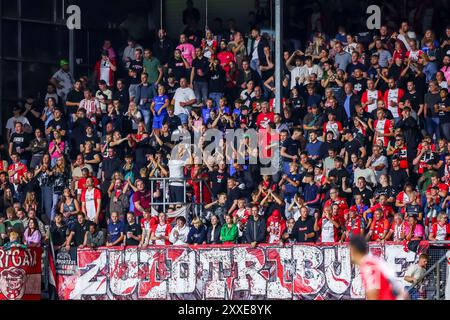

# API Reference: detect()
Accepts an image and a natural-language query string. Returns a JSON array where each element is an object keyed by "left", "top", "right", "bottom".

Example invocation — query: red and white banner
[
  {"left": 0, "top": 247, "right": 41, "bottom": 300},
  {"left": 56, "top": 243, "right": 423, "bottom": 300}
]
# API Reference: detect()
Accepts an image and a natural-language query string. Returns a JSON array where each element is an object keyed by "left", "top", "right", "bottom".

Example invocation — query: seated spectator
[
  {"left": 386, "top": 213, "right": 408, "bottom": 241},
  {"left": 366, "top": 209, "right": 390, "bottom": 242},
  {"left": 169, "top": 216, "right": 189, "bottom": 245},
  {"left": 82, "top": 223, "right": 105, "bottom": 248},
  {"left": 206, "top": 214, "right": 221, "bottom": 244},
  {"left": 404, "top": 215, "right": 425, "bottom": 241},
  {"left": 23, "top": 218, "right": 41, "bottom": 247},
  {"left": 65, "top": 212, "right": 92, "bottom": 250},
  {"left": 220, "top": 214, "right": 238, "bottom": 244},
  {"left": 428, "top": 212, "right": 450, "bottom": 241},
  {"left": 341, "top": 208, "right": 365, "bottom": 242},
  {"left": 3, "top": 231, "right": 26, "bottom": 250},
  {"left": 187, "top": 217, "right": 207, "bottom": 245}
]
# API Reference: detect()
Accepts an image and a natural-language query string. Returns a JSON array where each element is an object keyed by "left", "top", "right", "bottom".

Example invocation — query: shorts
[{"left": 152, "top": 116, "right": 164, "bottom": 129}]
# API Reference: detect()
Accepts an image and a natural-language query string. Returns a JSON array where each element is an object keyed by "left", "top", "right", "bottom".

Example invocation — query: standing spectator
[
  {"left": 244, "top": 205, "right": 266, "bottom": 247},
  {"left": 80, "top": 177, "right": 102, "bottom": 224},
  {"left": 292, "top": 205, "right": 316, "bottom": 243},
  {"left": 190, "top": 47, "right": 210, "bottom": 106},
  {"left": 94, "top": 51, "right": 117, "bottom": 88},
  {"left": 150, "top": 212, "right": 172, "bottom": 246},
  {"left": 123, "top": 212, "right": 142, "bottom": 246},
  {"left": 106, "top": 211, "right": 125, "bottom": 247},
  {"left": 172, "top": 77, "right": 197, "bottom": 124},
  {"left": 206, "top": 214, "right": 222, "bottom": 244},
  {"left": 143, "top": 48, "right": 163, "bottom": 86},
  {"left": 50, "top": 59, "right": 75, "bottom": 101},
  {"left": 404, "top": 253, "right": 428, "bottom": 300}
]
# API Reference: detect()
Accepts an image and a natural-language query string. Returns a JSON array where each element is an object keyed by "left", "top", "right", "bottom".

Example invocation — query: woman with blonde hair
[
  {"left": 23, "top": 191, "right": 39, "bottom": 214},
  {"left": 186, "top": 217, "right": 207, "bottom": 245}
]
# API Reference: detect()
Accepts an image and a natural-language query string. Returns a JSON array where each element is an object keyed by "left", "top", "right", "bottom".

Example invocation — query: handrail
[{"left": 407, "top": 252, "right": 447, "bottom": 299}]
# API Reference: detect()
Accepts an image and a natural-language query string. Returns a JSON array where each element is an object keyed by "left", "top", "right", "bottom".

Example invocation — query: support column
[{"left": 274, "top": 0, "right": 284, "bottom": 113}]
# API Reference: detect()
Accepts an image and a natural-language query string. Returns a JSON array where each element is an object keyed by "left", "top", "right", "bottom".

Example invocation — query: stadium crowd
[{"left": 1, "top": 4, "right": 450, "bottom": 251}]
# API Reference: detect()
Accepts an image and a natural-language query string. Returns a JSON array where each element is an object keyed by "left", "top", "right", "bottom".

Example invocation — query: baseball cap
[{"left": 60, "top": 59, "right": 69, "bottom": 67}]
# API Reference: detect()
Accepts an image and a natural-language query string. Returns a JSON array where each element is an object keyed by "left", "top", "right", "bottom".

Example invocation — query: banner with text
[
  {"left": 0, "top": 247, "right": 41, "bottom": 300},
  {"left": 56, "top": 243, "right": 424, "bottom": 300}
]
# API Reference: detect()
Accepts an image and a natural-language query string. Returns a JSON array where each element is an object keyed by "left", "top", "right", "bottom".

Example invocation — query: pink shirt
[
  {"left": 441, "top": 65, "right": 450, "bottom": 82},
  {"left": 404, "top": 223, "right": 424, "bottom": 239},
  {"left": 176, "top": 43, "right": 195, "bottom": 67},
  {"left": 24, "top": 228, "right": 41, "bottom": 246},
  {"left": 49, "top": 140, "right": 65, "bottom": 159}
]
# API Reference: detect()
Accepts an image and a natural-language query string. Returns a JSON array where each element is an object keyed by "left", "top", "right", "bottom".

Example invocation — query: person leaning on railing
[{"left": 404, "top": 253, "right": 428, "bottom": 300}]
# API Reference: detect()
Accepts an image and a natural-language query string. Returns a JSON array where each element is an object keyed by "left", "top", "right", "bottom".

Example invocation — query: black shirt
[
  {"left": 226, "top": 187, "right": 241, "bottom": 211},
  {"left": 344, "top": 138, "right": 363, "bottom": 157},
  {"left": 50, "top": 222, "right": 68, "bottom": 246},
  {"left": 66, "top": 89, "right": 84, "bottom": 114},
  {"left": 163, "top": 114, "right": 182, "bottom": 133},
  {"left": 113, "top": 88, "right": 130, "bottom": 108},
  {"left": 437, "top": 97, "right": 450, "bottom": 124},
  {"left": 47, "top": 118, "right": 68, "bottom": 140},
  {"left": 209, "top": 170, "right": 229, "bottom": 196},
  {"left": 70, "top": 220, "right": 92, "bottom": 246},
  {"left": 208, "top": 67, "right": 226, "bottom": 93},
  {"left": 281, "top": 137, "right": 301, "bottom": 161},
  {"left": 10, "top": 132, "right": 31, "bottom": 156},
  {"left": 292, "top": 216, "right": 316, "bottom": 243},
  {"left": 328, "top": 167, "right": 349, "bottom": 186},
  {"left": 168, "top": 57, "right": 188, "bottom": 81},
  {"left": 389, "top": 168, "right": 409, "bottom": 192},
  {"left": 129, "top": 59, "right": 144, "bottom": 77},
  {"left": 402, "top": 90, "right": 424, "bottom": 114},
  {"left": 125, "top": 222, "right": 142, "bottom": 246},
  {"left": 192, "top": 57, "right": 209, "bottom": 82}
]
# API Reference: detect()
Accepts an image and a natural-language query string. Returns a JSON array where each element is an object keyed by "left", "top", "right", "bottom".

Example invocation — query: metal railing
[
  {"left": 407, "top": 242, "right": 449, "bottom": 300},
  {"left": 147, "top": 177, "right": 213, "bottom": 216}
]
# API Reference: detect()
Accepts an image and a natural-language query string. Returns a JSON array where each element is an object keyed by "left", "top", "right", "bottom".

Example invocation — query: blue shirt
[
  {"left": 202, "top": 107, "right": 215, "bottom": 124},
  {"left": 303, "top": 183, "right": 319, "bottom": 204},
  {"left": 153, "top": 94, "right": 168, "bottom": 117},
  {"left": 284, "top": 173, "right": 301, "bottom": 194},
  {"left": 107, "top": 221, "right": 125, "bottom": 243},
  {"left": 305, "top": 140, "right": 323, "bottom": 157},
  {"left": 344, "top": 95, "right": 351, "bottom": 118}
]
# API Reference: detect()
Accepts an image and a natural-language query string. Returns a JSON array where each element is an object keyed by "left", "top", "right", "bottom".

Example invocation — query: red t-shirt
[
  {"left": 368, "top": 203, "right": 394, "bottom": 219},
  {"left": 360, "top": 255, "right": 403, "bottom": 300},
  {"left": 369, "top": 217, "right": 390, "bottom": 241},
  {"left": 132, "top": 190, "right": 152, "bottom": 217}
]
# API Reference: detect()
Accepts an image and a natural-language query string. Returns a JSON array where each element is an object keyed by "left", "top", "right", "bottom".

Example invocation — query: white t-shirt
[
  {"left": 366, "top": 90, "right": 379, "bottom": 113},
  {"left": 6, "top": 116, "right": 30, "bottom": 132},
  {"left": 251, "top": 39, "right": 260, "bottom": 61},
  {"left": 154, "top": 224, "right": 169, "bottom": 245},
  {"left": 84, "top": 189, "right": 97, "bottom": 221},
  {"left": 173, "top": 87, "right": 196, "bottom": 116},
  {"left": 52, "top": 69, "right": 75, "bottom": 99},
  {"left": 100, "top": 60, "right": 112, "bottom": 85},
  {"left": 321, "top": 218, "right": 336, "bottom": 242},
  {"left": 168, "top": 159, "right": 185, "bottom": 186}
]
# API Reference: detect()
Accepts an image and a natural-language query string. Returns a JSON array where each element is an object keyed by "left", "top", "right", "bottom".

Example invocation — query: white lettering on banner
[
  {"left": 70, "top": 250, "right": 107, "bottom": 299},
  {"left": 167, "top": 248, "right": 196, "bottom": 294},
  {"left": 109, "top": 249, "right": 139, "bottom": 296},
  {"left": 292, "top": 246, "right": 325, "bottom": 296},
  {"left": 266, "top": 247, "right": 293, "bottom": 299},
  {"left": 58, "top": 244, "right": 428, "bottom": 300},
  {"left": 323, "top": 246, "right": 351, "bottom": 295},
  {"left": 350, "top": 264, "right": 365, "bottom": 299},
  {"left": 198, "top": 249, "right": 232, "bottom": 299},
  {"left": 384, "top": 245, "right": 417, "bottom": 288},
  {"left": 138, "top": 249, "right": 168, "bottom": 299},
  {"left": 233, "top": 247, "right": 267, "bottom": 296}
]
